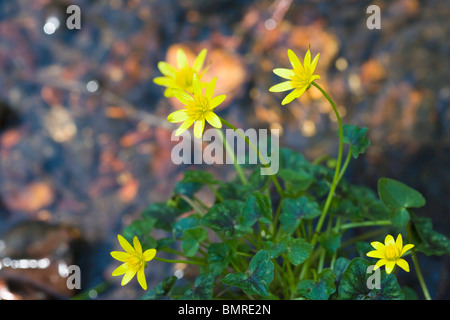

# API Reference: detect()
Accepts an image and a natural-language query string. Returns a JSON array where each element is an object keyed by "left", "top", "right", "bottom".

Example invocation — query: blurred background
[{"left": 0, "top": 0, "right": 448, "bottom": 299}]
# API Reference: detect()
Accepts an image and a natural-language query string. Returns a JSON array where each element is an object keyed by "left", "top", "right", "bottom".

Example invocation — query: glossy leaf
[
  {"left": 378, "top": 178, "right": 426, "bottom": 210},
  {"left": 281, "top": 236, "right": 313, "bottom": 266},
  {"left": 207, "top": 243, "right": 231, "bottom": 276},
  {"left": 297, "top": 269, "right": 336, "bottom": 300},
  {"left": 201, "top": 200, "right": 246, "bottom": 237},
  {"left": 338, "top": 258, "right": 404, "bottom": 300},
  {"left": 182, "top": 273, "right": 215, "bottom": 300},
  {"left": 342, "top": 124, "right": 370, "bottom": 159},
  {"left": 222, "top": 250, "right": 274, "bottom": 297},
  {"left": 280, "top": 196, "right": 321, "bottom": 234}
]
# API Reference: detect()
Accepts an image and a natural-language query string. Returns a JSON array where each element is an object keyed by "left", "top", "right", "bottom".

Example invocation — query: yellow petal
[
  {"left": 133, "top": 236, "right": 142, "bottom": 255},
  {"left": 158, "top": 61, "right": 177, "bottom": 77},
  {"left": 401, "top": 244, "right": 414, "bottom": 256},
  {"left": 210, "top": 94, "right": 226, "bottom": 109},
  {"left": 311, "top": 53, "right": 320, "bottom": 72},
  {"left": 396, "top": 259, "right": 410, "bottom": 272},
  {"left": 110, "top": 251, "right": 130, "bottom": 262},
  {"left": 205, "top": 111, "right": 222, "bottom": 129},
  {"left": 153, "top": 76, "right": 174, "bottom": 87},
  {"left": 137, "top": 268, "right": 147, "bottom": 290},
  {"left": 273, "top": 68, "right": 295, "bottom": 79},
  {"left": 175, "top": 118, "right": 195, "bottom": 136},
  {"left": 304, "top": 48, "right": 312, "bottom": 70},
  {"left": 395, "top": 234, "right": 403, "bottom": 252},
  {"left": 173, "top": 89, "right": 194, "bottom": 105},
  {"left": 281, "top": 89, "right": 298, "bottom": 105},
  {"left": 385, "top": 260, "right": 396, "bottom": 274},
  {"left": 121, "top": 269, "right": 137, "bottom": 286},
  {"left": 193, "top": 119, "right": 205, "bottom": 139},
  {"left": 370, "top": 241, "right": 386, "bottom": 251},
  {"left": 112, "top": 263, "right": 128, "bottom": 276},
  {"left": 366, "top": 250, "right": 385, "bottom": 259},
  {"left": 282, "top": 87, "right": 306, "bottom": 105},
  {"left": 269, "top": 81, "right": 294, "bottom": 92},
  {"left": 193, "top": 49, "right": 207, "bottom": 73},
  {"left": 374, "top": 259, "right": 387, "bottom": 270},
  {"left": 205, "top": 77, "right": 217, "bottom": 100},
  {"left": 167, "top": 109, "right": 189, "bottom": 123},
  {"left": 287, "top": 49, "right": 301, "bottom": 69},
  {"left": 164, "top": 88, "right": 174, "bottom": 97},
  {"left": 384, "top": 234, "right": 395, "bottom": 246},
  {"left": 176, "top": 49, "right": 188, "bottom": 69},
  {"left": 310, "top": 75, "right": 321, "bottom": 82},
  {"left": 143, "top": 249, "right": 157, "bottom": 261},
  {"left": 192, "top": 73, "right": 202, "bottom": 97},
  {"left": 118, "top": 234, "right": 134, "bottom": 254}
]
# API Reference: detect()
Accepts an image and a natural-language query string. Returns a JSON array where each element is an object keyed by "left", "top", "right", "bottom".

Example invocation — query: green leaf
[
  {"left": 173, "top": 215, "right": 201, "bottom": 240},
  {"left": 278, "top": 169, "right": 314, "bottom": 194},
  {"left": 141, "top": 276, "right": 177, "bottom": 300},
  {"left": 390, "top": 207, "right": 410, "bottom": 227},
  {"left": 181, "top": 227, "right": 208, "bottom": 257},
  {"left": 207, "top": 243, "right": 231, "bottom": 276},
  {"left": 342, "top": 124, "right": 370, "bottom": 159},
  {"left": 122, "top": 218, "right": 157, "bottom": 250},
  {"left": 332, "top": 257, "right": 350, "bottom": 284},
  {"left": 411, "top": 214, "right": 450, "bottom": 256},
  {"left": 201, "top": 200, "right": 246, "bottom": 237},
  {"left": 142, "top": 203, "right": 183, "bottom": 232},
  {"left": 222, "top": 250, "right": 274, "bottom": 297},
  {"left": 281, "top": 236, "right": 313, "bottom": 266},
  {"left": 378, "top": 178, "right": 426, "bottom": 210},
  {"left": 280, "top": 196, "right": 321, "bottom": 234},
  {"left": 297, "top": 269, "right": 336, "bottom": 300},
  {"left": 182, "top": 273, "right": 215, "bottom": 300},
  {"left": 319, "top": 231, "right": 342, "bottom": 256},
  {"left": 239, "top": 192, "right": 272, "bottom": 232},
  {"left": 338, "top": 258, "right": 404, "bottom": 300},
  {"left": 263, "top": 241, "right": 287, "bottom": 259},
  {"left": 182, "top": 170, "right": 221, "bottom": 185}
]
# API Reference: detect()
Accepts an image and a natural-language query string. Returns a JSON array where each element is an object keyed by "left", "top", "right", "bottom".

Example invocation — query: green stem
[
  {"left": 300, "top": 82, "right": 344, "bottom": 280},
  {"left": 407, "top": 224, "right": 431, "bottom": 300},
  {"left": 207, "top": 184, "right": 224, "bottom": 202},
  {"left": 178, "top": 194, "right": 206, "bottom": 215},
  {"left": 272, "top": 200, "right": 283, "bottom": 237},
  {"left": 310, "top": 82, "right": 344, "bottom": 245},
  {"left": 154, "top": 256, "right": 206, "bottom": 266},
  {"left": 219, "top": 117, "right": 284, "bottom": 197},
  {"left": 339, "top": 220, "right": 392, "bottom": 230},
  {"left": 217, "top": 128, "right": 248, "bottom": 185},
  {"left": 337, "top": 149, "right": 352, "bottom": 183}
]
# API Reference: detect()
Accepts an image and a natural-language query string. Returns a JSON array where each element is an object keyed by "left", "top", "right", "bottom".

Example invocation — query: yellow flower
[
  {"left": 269, "top": 47, "right": 320, "bottom": 105},
  {"left": 366, "top": 234, "right": 414, "bottom": 274},
  {"left": 153, "top": 48, "right": 208, "bottom": 97},
  {"left": 167, "top": 73, "right": 226, "bottom": 139},
  {"left": 110, "top": 234, "right": 156, "bottom": 290}
]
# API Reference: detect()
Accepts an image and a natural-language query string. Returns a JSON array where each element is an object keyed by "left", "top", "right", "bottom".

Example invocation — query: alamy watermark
[{"left": 171, "top": 128, "right": 280, "bottom": 175}]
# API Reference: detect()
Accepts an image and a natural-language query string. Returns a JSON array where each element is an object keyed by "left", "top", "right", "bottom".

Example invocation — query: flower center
[
  {"left": 385, "top": 244, "right": 400, "bottom": 260},
  {"left": 176, "top": 67, "right": 195, "bottom": 90},
  {"left": 186, "top": 99, "right": 210, "bottom": 121},
  {"left": 127, "top": 253, "right": 144, "bottom": 270},
  {"left": 292, "top": 68, "right": 312, "bottom": 87}
]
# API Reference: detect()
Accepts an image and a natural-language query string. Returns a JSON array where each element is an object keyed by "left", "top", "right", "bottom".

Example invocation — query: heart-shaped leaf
[
  {"left": 378, "top": 178, "right": 425, "bottom": 210},
  {"left": 222, "top": 250, "right": 274, "bottom": 297},
  {"left": 342, "top": 124, "right": 370, "bottom": 159},
  {"left": 297, "top": 269, "right": 336, "bottom": 300},
  {"left": 338, "top": 258, "right": 404, "bottom": 300},
  {"left": 280, "top": 196, "right": 321, "bottom": 234}
]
